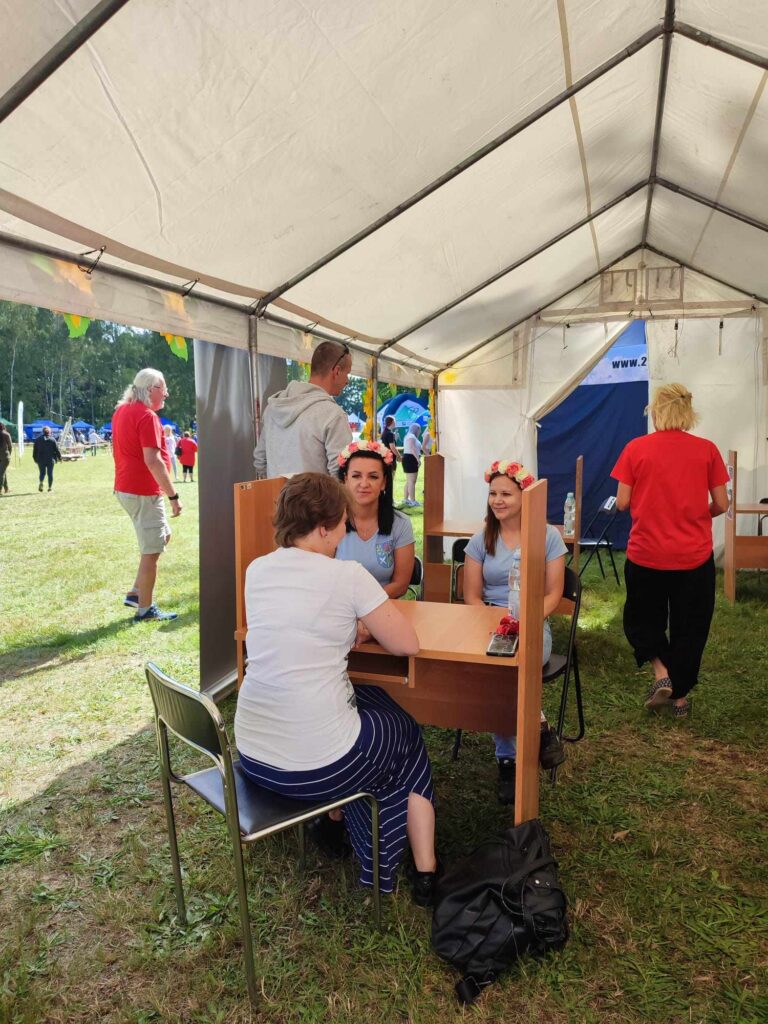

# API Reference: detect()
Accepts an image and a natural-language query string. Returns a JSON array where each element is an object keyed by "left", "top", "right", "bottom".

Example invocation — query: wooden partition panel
[
  {"left": 423, "top": 453, "right": 479, "bottom": 602},
  {"left": 515, "top": 478, "right": 547, "bottom": 825},
  {"left": 724, "top": 450, "right": 737, "bottom": 603},
  {"left": 234, "top": 476, "right": 286, "bottom": 684},
  {"left": 570, "top": 455, "right": 584, "bottom": 570}
]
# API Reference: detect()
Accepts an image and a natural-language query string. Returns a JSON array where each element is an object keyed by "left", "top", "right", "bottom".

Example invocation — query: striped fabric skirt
[{"left": 237, "top": 686, "right": 434, "bottom": 893}]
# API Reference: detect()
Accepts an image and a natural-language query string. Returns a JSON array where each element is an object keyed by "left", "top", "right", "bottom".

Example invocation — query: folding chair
[
  {"left": 407, "top": 555, "right": 424, "bottom": 599},
  {"left": 144, "top": 663, "right": 381, "bottom": 1006},
  {"left": 451, "top": 567, "right": 585, "bottom": 784},
  {"left": 450, "top": 538, "right": 469, "bottom": 603},
  {"left": 577, "top": 497, "right": 621, "bottom": 584}
]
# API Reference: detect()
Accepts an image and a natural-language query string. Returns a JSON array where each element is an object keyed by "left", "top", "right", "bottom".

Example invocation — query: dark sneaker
[
  {"left": 411, "top": 859, "right": 443, "bottom": 907},
  {"left": 539, "top": 726, "right": 566, "bottom": 770},
  {"left": 645, "top": 677, "right": 673, "bottom": 709},
  {"left": 496, "top": 757, "right": 516, "bottom": 805},
  {"left": 133, "top": 604, "right": 178, "bottom": 622},
  {"left": 123, "top": 593, "right": 139, "bottom": 608},
  {"left": 306, "top": 815, "right": 351, "bottom": 860}
]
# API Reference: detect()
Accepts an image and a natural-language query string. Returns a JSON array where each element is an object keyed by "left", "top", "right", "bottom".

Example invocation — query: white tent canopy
[{"left": 1, "top": 1, "right": 766, "bottom": 368}]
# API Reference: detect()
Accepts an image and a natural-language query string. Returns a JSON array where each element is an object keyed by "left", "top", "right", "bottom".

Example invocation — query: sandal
[
  {"left": 672, "top": 699, "right": 691, "bottom": 719},
  {"left": 645, "top": 677, "right": 672, "bottom": 709}
]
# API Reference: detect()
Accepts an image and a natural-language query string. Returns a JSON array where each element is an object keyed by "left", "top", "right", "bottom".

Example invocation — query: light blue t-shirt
[
  {"left": 336, "top": 510, "right": 415, "bottom": 584},
  {"left": 465, "top": 524, "right": 568, "bottom": 614}
]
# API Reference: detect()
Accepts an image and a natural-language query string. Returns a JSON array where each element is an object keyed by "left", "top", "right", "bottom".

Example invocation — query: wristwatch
[{"left": 169, "top": 493, "right": 179, "bottom": 501}]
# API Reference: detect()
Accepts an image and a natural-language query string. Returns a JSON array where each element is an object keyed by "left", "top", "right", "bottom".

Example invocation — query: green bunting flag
[
  {"left": 62, "top": 312, "right": 90, "bottom": 338},
  {"left": 162, "top": 333, "right": 189, "bottom": 361}
]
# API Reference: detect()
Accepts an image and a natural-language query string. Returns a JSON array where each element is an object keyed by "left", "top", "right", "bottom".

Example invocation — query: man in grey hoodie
[{"left": 254, "top": 340, "right": 353, "bottom": 477}]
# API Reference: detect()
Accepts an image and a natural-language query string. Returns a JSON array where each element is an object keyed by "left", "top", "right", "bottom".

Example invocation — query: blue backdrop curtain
[{"left": 537, "top": 322, "right": 649, "bottom": 550}]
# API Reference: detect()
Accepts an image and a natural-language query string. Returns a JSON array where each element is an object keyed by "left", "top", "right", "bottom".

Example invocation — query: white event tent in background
[{"left": 1, "top": 0, "right": 766, "bottom": 687}]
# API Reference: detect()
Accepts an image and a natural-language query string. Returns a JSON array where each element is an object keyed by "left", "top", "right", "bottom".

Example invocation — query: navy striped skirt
[{"left": 238, "top": 686, "right": 434, "bottom": 893}]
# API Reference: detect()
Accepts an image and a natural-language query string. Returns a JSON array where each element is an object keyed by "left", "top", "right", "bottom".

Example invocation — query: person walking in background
[
  {"left": 0, "top": 423, "right": 12, "bottom": 493},
  {"left": 253, "top": 340, "right": 352, "bottom": 477},
  {"left": 612, "top": 383, "right": 729, "bottom": 718},
  {"left": 163, "top": 424, "right": 179, "bottom": 481},
  {"left": 32, "top": 426, "right": 61, "bottom": 492},
  {"left": 380, "top": 415, "right": 401, "bottom": 470},
  {"left": 88, "top": 428, "right": 100, "bottom": 456},
  {"left": 401, "top": 423, "right": 422, "bottom": 507},
  {"left": 178, "top": 430, "right": 198, "bottom": 483},
  {"left": 112, "top": 368, "right": 182, "bottom": 622}
]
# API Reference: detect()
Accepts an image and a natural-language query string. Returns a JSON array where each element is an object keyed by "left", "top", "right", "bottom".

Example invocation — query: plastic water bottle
[
  {"left": 563, "top": 492, "right": 576, "bottom": 537},
  {"left": 508, "top": 551, "right": 521, "bottom": 616}
]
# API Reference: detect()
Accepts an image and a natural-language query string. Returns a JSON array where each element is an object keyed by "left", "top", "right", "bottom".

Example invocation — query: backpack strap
[
  {"left": 499, "top": 855, "right": 555, "bottom": 910},
  {"left": 455, "top": 972, "right": 496, "bottom": 1005}
]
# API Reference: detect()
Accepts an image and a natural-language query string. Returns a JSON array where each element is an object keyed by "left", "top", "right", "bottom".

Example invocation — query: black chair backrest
[
  {"left": 562, "top": 565, "right": 581, "bottom": 605},
  {"left": 145, "top": 662, "right": 225, "bottom": 762},
  {"left": 452, "top": 538, "right": 469, "bottom": 564},
  {"left": 410, "top": 555, "right": 423, "bottom": 586}
]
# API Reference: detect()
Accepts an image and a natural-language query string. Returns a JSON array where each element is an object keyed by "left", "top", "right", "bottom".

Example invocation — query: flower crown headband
[
  {"left": 338, "top": 439, "right": 395, "bottom": 468},
  {"left": 484, "top": 459, "right": 536, "bottom": 489}
]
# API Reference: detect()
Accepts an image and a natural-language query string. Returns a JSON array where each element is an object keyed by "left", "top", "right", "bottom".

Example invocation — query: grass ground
[{"left": 1, "top": 454, "right": 766, "bottom": 1023}]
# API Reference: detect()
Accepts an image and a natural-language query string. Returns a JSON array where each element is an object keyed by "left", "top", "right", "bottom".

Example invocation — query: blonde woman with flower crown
[
  {"left": 464, "top": 460, "right": 568, "bottom": 805},
  {"left": 336, "top": 440, "right": 415, "bottom": 599},
  {"left": 612, "top": 383, "right": 729, "bottom": 718}
]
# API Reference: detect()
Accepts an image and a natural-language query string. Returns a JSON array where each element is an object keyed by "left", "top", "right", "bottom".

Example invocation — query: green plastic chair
[{"left": 144, "top": 663, "right": 381, "bottom": 1006}]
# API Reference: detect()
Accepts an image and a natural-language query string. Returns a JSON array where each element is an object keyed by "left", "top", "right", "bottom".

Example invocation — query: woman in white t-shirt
[
  {"left": 234, "top": 473, "right": 439, "bottom": 903},
  {"left": 464, "top": 460, "right": 567, "bottom": 806},
  {"left": 401, "top": 423, "right": 422, "bottom": 507}
]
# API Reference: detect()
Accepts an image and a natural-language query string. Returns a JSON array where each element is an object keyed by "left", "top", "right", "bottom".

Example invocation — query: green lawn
[{"left": 1, "top": 453, "right": 767, "bottom": 1024}]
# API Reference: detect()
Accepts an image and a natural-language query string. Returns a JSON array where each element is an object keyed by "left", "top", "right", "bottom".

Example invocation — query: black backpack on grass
[{"left": 431, "top": 819, "right": 569, "bottom": 1004}]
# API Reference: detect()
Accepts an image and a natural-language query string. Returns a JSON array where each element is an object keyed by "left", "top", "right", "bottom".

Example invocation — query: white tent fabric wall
[
  {"left": 646, "top": 315, "right": 768, "bottom": 555},
  {"left": 439, "top": 320, "right": 632, "bottom": 527}
]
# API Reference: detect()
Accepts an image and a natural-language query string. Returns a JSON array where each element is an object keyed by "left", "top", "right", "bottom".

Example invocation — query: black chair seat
[
  {"left": 542, "top": 654, "right": 567, "bottom": 682},
  {"left": 183, "top": 762, "right": 332, "bottom": 837}
]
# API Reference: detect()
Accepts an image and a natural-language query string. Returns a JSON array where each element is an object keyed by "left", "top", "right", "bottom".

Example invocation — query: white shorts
[{"left": 116, "top": 492, "right": 171, "bottom": 555}]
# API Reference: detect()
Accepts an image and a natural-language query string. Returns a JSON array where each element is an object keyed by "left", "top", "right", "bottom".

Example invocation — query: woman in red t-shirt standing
[
  {"left": 611, "top": 384, "right": 729, "bottom": 718},
  {"left": 178, "top": 430, "right": 198, "bottom": 483}
]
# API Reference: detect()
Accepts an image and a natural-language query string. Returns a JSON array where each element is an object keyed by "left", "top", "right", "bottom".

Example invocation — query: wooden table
[
  {"left": 724, "top": 450, "right": 768, "bottom": 602},
  {"left": 348, "top": 603, "right": 544, "bottom": 825}
]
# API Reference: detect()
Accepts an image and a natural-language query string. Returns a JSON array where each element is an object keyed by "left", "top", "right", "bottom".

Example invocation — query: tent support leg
[{"left": 248, "top": 314, "right": 262, "bottom": 447}]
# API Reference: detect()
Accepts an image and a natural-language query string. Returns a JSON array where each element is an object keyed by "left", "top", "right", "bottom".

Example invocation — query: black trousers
[{"left": 623, "top": 554, "right": 716, "bottom": 700}]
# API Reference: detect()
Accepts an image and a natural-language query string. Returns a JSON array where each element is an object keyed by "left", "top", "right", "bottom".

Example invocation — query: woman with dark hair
[
  {"left": 336, "top": 440, "right": 415, "bottom": 598},
  {"left": 613, "top": 383, "right": 729, "bottom": 717},
  {"left": 402, "top": 423, "right": 422, "bottom": 507},
  {"left": 234, "top": 473, "right": 439, "bottom": 903},
  {"left": 464, "top": 460, "right": 567, "bottom": 805}
]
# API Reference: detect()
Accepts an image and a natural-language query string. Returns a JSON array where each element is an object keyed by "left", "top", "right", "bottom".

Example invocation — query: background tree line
[{"left": 0, "top": 300, "right": 196, "bottom": 429}]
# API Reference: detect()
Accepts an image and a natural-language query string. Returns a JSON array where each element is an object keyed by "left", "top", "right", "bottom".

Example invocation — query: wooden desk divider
[
  {"left": 567, "top": 455, "right": 584, "bottom": 571},
  {"left": 423, "top": 453, "right": 479, "bottom": 602},
  {"left": 234, "top": 476, "right": 286, "bottom": 685},
  {"left": 724, "top": 450, "right": 768, "bottom": 603},
  {"left": 515, "top": 478, "right": 547, "bottom": 824}
]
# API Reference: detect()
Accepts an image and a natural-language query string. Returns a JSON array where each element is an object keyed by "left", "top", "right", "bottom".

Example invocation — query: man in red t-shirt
[{"left": 112, "top": 368, "right": 183, "bottom": 621}]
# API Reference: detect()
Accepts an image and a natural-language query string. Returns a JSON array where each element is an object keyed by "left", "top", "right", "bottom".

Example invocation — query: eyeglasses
[{"left": 331, "top": 344, "right": 350, "bottom": 371}]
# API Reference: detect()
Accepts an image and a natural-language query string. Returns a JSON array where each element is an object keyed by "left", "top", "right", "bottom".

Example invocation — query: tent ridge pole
[
  {"left": 381, "top": 179, "right": 650, "bottom": 351},
  {"left": 255, "top": 24, "right": 665, "bottom": 308},
  {"left": 644, "top": 244, "right": 768, "bottom": 306},
  {"left": 0, "top": 0, "right": 133, "bottom": 124},
  {"left": 674, "top": 21, "right": 768, "bottom": 73},
  {"left": 642, "top": 0, "right": 675, "bottom": 246},
  {"left": 654, "top": 178, "right": 768, "bottom": 235},
  {"left": 444, "top": 244, "right": 643, "bottom": 369}
]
